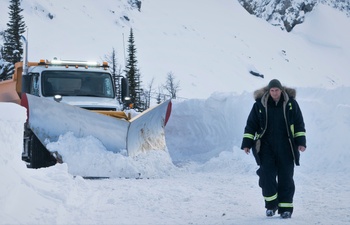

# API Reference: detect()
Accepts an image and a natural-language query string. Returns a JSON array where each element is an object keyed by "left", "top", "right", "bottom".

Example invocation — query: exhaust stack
[{"left": 21, "top": 35, "right": 28, "bottom": 75}]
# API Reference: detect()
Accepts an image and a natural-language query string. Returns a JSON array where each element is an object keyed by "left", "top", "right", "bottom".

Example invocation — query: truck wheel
[{"left": 29, "top": 133, "right": 56, "bottom": 169}]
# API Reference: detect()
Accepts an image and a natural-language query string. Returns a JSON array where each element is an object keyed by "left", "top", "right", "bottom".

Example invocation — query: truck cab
[{"left": 22, "top": 59, "right": 122, "bottom": 111}]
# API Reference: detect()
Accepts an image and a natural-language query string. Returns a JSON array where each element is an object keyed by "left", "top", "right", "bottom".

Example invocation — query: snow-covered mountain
[
  {"left": 239, "top": 0, "right": 350, "bottom": 31},
  {"left": 1, "top": 0, "right": 349, "bottom": 99},
  {"left": 1, "top": 1, "right": 350, "bottom": 224}
]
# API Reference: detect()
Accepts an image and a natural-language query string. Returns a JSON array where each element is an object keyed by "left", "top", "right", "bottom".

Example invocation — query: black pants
[{"left": 257, "top": 142, "right": 295, "bottom": 213}]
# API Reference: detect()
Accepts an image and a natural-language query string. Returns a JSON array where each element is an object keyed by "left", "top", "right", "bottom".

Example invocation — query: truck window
[
  {"left": 41, "top": 71, "right": 115, "bottom": 98},
  {"left": 30, "top": 73, "right": 40, "bottom": 96}
]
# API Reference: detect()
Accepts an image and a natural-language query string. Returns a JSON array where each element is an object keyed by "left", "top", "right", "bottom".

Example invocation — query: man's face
[{"left": 269, "top": 88, "right": 281, "bottom": 101}]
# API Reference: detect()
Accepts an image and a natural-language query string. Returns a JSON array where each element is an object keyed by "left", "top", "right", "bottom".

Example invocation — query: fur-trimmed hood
[{"left": 253, "top": 85, "right": 296, "bottom": 100}]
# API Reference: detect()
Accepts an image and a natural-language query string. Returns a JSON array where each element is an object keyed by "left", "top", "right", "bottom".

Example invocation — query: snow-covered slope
[
  {"left": 1, "top": 1, "right": 350, "bottom": 224},
  {"left": 1, "top": 0, "right": 349, "bottom": 99}
]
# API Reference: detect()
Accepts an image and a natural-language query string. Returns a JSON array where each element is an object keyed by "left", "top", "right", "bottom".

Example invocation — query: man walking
[{"left": 241, "top": 79, "right": 306, "bottom": 219}]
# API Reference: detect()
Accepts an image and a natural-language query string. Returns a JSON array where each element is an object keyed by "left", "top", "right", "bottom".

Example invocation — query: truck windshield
[{"left": 41, "top": 71, "right": 115, "bottom": 98}]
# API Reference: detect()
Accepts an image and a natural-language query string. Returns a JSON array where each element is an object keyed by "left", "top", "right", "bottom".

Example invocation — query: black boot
[
  {"left": 280, "top": 211, "right": 292, "bottom": 219},
  {"left": 266, "top": 206, "right": 278, "bottom": 217}
]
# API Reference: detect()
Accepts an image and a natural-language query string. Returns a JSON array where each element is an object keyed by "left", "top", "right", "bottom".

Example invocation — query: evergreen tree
[
  {"left": 0, "top": 60, "right": 14, "bottom": 81},
  {"left": 124, "top": 28, "right": 144, "bottom": 111},
  {"left": 3, "top": 0, "right": 26, "bottom": 65}
]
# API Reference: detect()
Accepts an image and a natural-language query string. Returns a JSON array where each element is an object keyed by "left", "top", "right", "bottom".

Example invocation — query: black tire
[{"left": 29, "top": 133, "right": 56, "bottom": 169}]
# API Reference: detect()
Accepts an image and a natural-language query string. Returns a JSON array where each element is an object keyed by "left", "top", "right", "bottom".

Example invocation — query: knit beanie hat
[{"left": 268, "top": 79, "right": 283, "bottom": 90}]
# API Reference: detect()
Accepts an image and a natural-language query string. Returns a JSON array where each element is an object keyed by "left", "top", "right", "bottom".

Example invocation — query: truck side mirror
[{"left": 121, "top": 77, "right": 130, "bottom": 103}]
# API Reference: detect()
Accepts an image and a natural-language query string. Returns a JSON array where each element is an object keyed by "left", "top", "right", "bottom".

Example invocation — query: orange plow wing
[{"left": 0, "top": 79, "right": 21, "bottom": 104}]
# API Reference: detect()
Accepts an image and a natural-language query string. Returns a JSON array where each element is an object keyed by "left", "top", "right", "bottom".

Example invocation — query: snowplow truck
[{"left": 0, "top": 36, "right": 172, "bottom": 169}]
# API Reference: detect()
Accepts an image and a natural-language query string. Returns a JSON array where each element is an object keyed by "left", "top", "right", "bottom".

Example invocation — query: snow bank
[
  {"left": 165, "top": 91, "right": 254, "bottom": 164},
  {"left": 0, "top": 103, "right": 83, "bottom": 224},
  {"left": 297, "top": 87, "right": 350, "bottom": 173},
  {"left": 2, "top": 87, "right": 350, "bottom": 179},
  {"left": 0, "top": 103, "right": 26, "bottom": 167},
  {"left": 166, "top": 87, "right": 350, "bottom": 174}
]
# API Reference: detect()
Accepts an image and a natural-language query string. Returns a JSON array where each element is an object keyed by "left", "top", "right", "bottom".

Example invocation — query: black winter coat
[{"left": 241, "top": 86, "right": 306, "bottom": 166}]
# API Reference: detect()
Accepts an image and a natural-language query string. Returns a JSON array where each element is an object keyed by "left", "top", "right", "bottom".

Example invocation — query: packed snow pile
[
  {"left": 0, "top": 103, "right": 26, "bottom": 174},
  {"left": 46, "top": 132, "right": 177, "bottom": 178}
]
